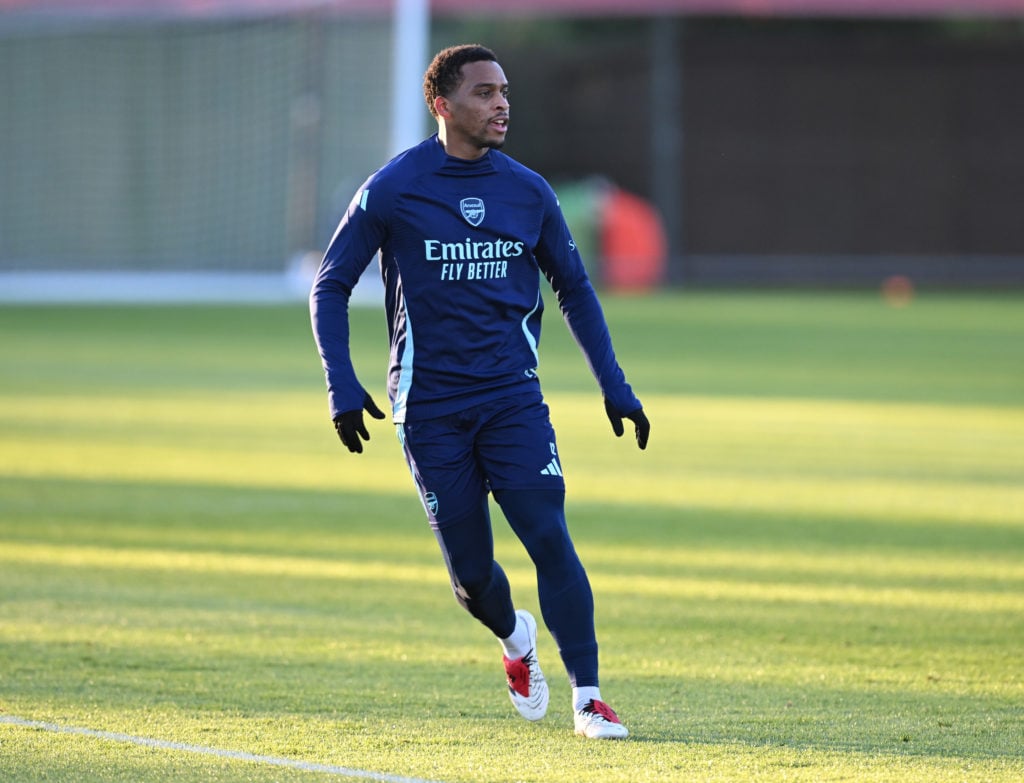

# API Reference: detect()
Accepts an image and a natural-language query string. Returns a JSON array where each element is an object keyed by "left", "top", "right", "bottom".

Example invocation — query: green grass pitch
[{"left": 1, "top": 291, "right": 1022, "bottom": 782}]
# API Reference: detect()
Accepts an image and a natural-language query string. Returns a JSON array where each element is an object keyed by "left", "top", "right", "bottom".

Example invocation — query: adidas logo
[{"left": 539, "top": 458, "right": 563, "bottom": 477}]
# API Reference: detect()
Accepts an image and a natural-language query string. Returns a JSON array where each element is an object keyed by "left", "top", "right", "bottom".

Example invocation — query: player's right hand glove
[
  {"left": 333, "top": 393, "right": 387, "bottom": 454},
  {"left": 604, "top": 397, "right": 650, "bottom": 450}
]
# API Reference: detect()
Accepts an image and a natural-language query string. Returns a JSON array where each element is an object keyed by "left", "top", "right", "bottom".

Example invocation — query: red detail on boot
[
  {"left": 503, "top": 655, "right": 530, "bottom": 698},
  {"left": 590, "top": 700, "right": 621, "bottom": 724}
]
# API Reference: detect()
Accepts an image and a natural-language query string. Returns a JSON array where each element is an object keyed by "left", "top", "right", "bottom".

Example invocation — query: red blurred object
[{"left": 599, "top": 187, "right": 667, "bottom": 292}]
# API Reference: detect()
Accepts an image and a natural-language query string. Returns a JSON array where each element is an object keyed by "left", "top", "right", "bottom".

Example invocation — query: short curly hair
[{"left": 423, "top": 44, "right": 498, "bottom": 119}]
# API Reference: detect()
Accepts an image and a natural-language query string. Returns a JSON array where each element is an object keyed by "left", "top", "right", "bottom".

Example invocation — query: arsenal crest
[{"left": 460, "top": 197, "right": 485, "bottom": 227}]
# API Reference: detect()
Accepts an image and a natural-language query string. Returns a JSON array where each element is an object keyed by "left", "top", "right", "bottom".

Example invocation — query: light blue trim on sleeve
[
  {"left": 520, "top": 289, "right": 541, "bottom": 376},
  {"left": 392, "top": 293, "right": 414, "bottom": 423}
]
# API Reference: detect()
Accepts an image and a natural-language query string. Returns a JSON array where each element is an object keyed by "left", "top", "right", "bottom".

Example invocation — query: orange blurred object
[
  {"left": 882, "top": 275, "right": 915, "bottom": 307},
  {"left": 599, "top": 187, "right": 667, "bottom": 292}
]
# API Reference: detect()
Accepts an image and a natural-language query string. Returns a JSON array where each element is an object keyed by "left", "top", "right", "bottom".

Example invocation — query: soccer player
[{"left": 310, "top": 44, "right": 650, "bottom": 740}]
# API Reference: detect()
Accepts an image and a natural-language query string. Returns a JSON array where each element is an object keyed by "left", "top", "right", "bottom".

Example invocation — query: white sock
[
  {"left": 573, "top": 686, "right": 602, "bottom": 712},
  {"left": 499, "top": 614, "right": 531, "bottom": 660}
]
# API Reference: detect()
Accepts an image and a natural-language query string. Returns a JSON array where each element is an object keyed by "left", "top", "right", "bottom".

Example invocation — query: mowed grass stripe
[
  {"left": 2, "top": 438, "right": 1018, "bottom": 524},
  {"left": 3, "top": 541, "right": 1021, "bottom": 614},
  {"left": 5, "top": 536, "right": 1022, "bottom": 582},
  {"left": 3, "top": 392, "right": 1021, "bottom": 524}
]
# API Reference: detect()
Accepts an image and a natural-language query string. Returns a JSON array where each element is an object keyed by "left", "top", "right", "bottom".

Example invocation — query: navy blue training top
[{"left": 310, "top": 134, "right": 640, "bottom": 424}]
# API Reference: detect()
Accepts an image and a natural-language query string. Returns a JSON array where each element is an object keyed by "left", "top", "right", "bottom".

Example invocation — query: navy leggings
[
  {"left": 399, "top": 393, "right": 599, "bottom": 687},
  {"left": 432, "top": 487, "right": 599, "bottom": 688}
]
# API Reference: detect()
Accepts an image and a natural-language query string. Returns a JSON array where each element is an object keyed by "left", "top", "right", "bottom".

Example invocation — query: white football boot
[
  {"left": 502, "top": 610, "right": 548, "bottom": 721},
  {"left": 574, "top": 699, "right": 629, "bottom": 739}
]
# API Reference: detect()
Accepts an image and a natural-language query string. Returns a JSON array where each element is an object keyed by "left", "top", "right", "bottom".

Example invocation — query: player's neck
[{"left": 437, "top": 128, "right": 490, "bottom": 161}]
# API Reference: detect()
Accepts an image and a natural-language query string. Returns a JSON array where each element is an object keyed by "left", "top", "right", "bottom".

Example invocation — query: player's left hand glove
[
  {"left": 333, "top": 393, "right": 387, "bottom": 454},
  {"left": 605, "top": 398, "right": 650, "bottom": 450}
]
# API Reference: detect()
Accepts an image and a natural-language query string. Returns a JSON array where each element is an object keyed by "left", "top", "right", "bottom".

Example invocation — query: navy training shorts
[{"left": 398, "top": 390, "right": 566, "bottom": 529}]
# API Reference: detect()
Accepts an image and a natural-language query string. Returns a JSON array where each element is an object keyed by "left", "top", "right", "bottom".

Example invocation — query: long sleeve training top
[{"left": 310, "top": 134, "right": 640, "bottom": 424}]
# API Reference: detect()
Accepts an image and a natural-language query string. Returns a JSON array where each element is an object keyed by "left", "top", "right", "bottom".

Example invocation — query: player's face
[{"left": 438, "top": 60, "right": 509, "bottom": 159}]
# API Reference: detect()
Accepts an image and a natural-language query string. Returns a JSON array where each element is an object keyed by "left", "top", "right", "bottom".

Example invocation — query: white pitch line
[{"left": 0, "top": 715, "right": 446, "bottom": 783}]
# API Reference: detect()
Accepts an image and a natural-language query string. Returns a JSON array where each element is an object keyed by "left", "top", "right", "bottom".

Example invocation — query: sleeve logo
[
  {"left": 460, "top": 197, "right": 486, "bottom": 227},
  {"left": 424, "top": 491, "right": 439, "bottom": 516}
]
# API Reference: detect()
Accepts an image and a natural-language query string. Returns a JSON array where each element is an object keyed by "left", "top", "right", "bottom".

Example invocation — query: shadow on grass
[{"left": 3, "top": 476, "right": 1021, "bottom": 766}]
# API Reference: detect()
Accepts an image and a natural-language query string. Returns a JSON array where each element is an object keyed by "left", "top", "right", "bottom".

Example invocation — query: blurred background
[{"left": 1, "top": 0, "right": 1023, "bottom": 301}]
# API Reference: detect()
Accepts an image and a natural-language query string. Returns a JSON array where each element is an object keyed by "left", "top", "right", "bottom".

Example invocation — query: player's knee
[
  {"left": 449, "top": 559, "right": 500, "bottom": 601},
  {"left": 522, "top": 524, "right": 576, "bottom": 571}
]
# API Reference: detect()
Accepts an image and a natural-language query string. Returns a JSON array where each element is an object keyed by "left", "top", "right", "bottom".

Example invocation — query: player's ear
[{"left": 434, "top": 96, "right": 450, "bottom": 119}]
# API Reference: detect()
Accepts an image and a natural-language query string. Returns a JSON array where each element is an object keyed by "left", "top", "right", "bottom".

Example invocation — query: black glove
[
  {"left": 333, "top": 393, "right": 387, "bottom": 454},
  {"left": 604, "top": 398, "right": 650, "bottom": 450}
]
